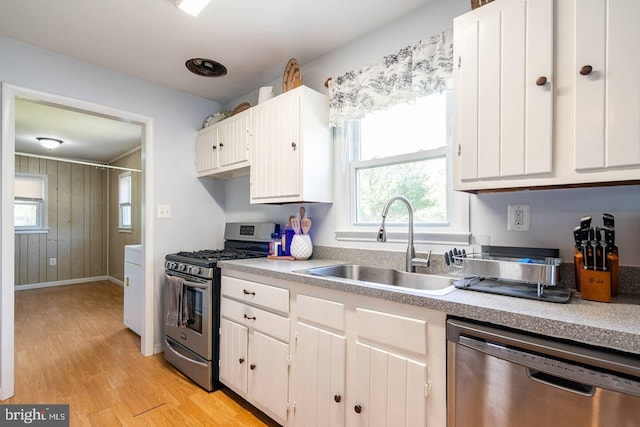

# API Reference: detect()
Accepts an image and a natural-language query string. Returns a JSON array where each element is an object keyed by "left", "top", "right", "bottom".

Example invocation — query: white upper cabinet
[
  {"left": 453, "top": 0, "right": 640, "bottom": 192},
  {"left": 250, "top": 86, "right": 332, "bottom": 204},
  {"left": 574, "top": 0, "right": 640, "bottom": 171},
  {"left": 453, "top": 0, "right": 553, "bottom": 189},
  {"left": 195, "top": 109, "right": 250, "bottom": 179},
  {"left": 195, "top": 125, "right": 219, "bottom": 174}
]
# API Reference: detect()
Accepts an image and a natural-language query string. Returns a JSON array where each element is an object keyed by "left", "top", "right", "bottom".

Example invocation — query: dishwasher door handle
[{"left": 527, "top": 369, "right": 595, "bottom": 396}]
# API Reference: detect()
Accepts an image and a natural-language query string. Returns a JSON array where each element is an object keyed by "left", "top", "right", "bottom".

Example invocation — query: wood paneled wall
[
  {"left": 14, "top": 155, "right": 107, "bottom": 285},
  {"left": 108, "top": 150, "right": 142, "bottom": 282}
]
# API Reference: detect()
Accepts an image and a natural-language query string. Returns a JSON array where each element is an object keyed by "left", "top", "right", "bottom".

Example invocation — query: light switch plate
[{"left": 157, "top": 204, "right": 171, "bottom": 218}]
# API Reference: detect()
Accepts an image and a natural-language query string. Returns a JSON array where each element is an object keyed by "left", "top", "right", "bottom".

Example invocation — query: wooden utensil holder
[{"left": 574, "top": 246, "right": 618, "bottom": 302}]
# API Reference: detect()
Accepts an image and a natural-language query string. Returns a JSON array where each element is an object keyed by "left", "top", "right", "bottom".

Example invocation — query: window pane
[
  {"left": 119, "top": 173, "right": 131, "bottom": 204},
  {"left": 120, "top": 204, "right": 132, "bottom": 228},
  {"left": 359, "top": 93, "right": 448, "bottom": 161},
  {"left": 15, "top": 201, "right": 40, "bottom": 227},
  {"left": 356, "top": 157, "right": 447, "bottom": 224}
]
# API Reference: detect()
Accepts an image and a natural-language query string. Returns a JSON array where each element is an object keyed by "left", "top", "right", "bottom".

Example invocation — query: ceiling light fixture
[
  {"left": 36, "top": 137, "right": 64, "bottom": 150},
  {"left": 176, "top": 0, "right": 210, "bottom": 16}
]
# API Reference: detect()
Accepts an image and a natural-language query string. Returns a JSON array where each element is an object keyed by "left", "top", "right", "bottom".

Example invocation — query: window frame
[
  {"left": 14, "top": 173, "right": 48, "bottom": 234},
  {"left": 334, "top": 91, "right": 470, "bottom": 245},
  {"left": 118, "top": 172, "right": 132, "bottom": 231}
]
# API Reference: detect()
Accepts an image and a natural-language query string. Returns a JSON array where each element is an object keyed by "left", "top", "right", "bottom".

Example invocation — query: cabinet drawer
[
  {"left": 222, "top": 276, "right": 289, "bottom": 314},
  {"left": 356, "top": 308, "right": 427, "bottom": 356},
  {"left": 296, "top": 294, "right": 345, "bottom": 332},
  {"left": 221, "top": 297, "right": 290, "bottom": 343}
]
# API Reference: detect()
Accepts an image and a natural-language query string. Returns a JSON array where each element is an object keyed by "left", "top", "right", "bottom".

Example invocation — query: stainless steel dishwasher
[{"left": 447, "top": 319, "right": 640, "bottom": 427}]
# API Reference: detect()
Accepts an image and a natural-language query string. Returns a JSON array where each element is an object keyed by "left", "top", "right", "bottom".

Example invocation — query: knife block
[{"left": 574, "top": 246, "right": 618, "bottom": 302}]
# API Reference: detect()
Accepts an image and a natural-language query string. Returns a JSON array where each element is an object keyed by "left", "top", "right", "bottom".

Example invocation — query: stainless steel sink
[{"left": 298, "top": 264, "right": 456, "bottom": 296}]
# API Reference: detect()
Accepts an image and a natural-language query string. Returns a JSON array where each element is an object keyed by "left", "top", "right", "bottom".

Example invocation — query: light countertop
[{"left": 219, "top": 257, "right": 640, "bottom": 355}]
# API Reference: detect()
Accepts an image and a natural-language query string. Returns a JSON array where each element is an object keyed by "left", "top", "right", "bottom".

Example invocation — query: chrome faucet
[{"left": 377, "top": 195, "right": 431, "bottom": 272}]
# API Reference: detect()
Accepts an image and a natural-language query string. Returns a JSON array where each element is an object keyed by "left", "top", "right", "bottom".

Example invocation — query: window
[
  {"left": 118, "top": 172, "right": 132, "bottom": 230},
  {"left": 15, "top": 173, "right": 48, "bottom": 233},
  {"left": 354, "top": 94, "right": 449, "bottom": 225},
  {"left": 336, "top": 91, "right": 469, "bottom": 244}
]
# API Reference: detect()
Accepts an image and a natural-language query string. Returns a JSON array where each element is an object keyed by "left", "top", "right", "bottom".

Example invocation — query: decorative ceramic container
[{"left": 290, "top": 234, "right": 313, "bottom": 260}]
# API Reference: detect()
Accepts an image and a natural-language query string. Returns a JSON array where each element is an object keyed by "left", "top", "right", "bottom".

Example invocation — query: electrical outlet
[
  {"left": 508, "top": 204, "right": 530, "bottom": 231},
  {"left": 49, "top": 258, "right": 56, "bottom": 266},
  {"left": 157, "top": 204, "right": 171, "bottom": 218}
]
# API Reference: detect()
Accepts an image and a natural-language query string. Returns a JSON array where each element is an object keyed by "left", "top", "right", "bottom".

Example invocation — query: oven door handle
[
  {"left": 165, "top": 274, "right": 209, "bottom": 290},
  {"left": 183, "top": 281, "right": 208, "bottom": 290},
  {"left": 165, "top": 338, "right": 209, "bottom": 367}
]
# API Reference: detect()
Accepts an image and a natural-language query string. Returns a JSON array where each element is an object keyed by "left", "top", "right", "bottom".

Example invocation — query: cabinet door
[
  {"left": 353, "top": 342, "right": 427, "bottom": 427},
  {"left": 454, "top": 0, "right": 553, "bottom": 182},
  {"left": 249, "top": 331, "right": 290, "bottom": 423},
  {"left": 195, "top": 127, "right": 218, "bottom": 173},
  {"left": 250, "top": 91, "right": 301, "bottom": 202},
  {"left": 218, "top": 110, "right": 250, "bottom": 168},
  {"left": 219, "top": 318, "right": 249, "bottom": 394},
  {"left": 575, "top": 0, "right": 640, "bottom": 170},
  {"left": 293, "top": 322, "right": 346, "bottom": 427}
]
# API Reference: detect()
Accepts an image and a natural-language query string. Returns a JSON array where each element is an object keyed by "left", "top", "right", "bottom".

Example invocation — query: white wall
[
  {"left": 223, "top": 0, "right": 640, "bottom": 267},
  {"left": 0, "top": 36, "right": 227, "bottom": 348}
]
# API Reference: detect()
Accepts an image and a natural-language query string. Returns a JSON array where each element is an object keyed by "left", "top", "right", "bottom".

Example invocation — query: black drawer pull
[
  {"left": 243, "top": 314, "right": 256, "bottom": 320},
  {"left": 243, "top": 289, "right": 255, "bottom": 295}
]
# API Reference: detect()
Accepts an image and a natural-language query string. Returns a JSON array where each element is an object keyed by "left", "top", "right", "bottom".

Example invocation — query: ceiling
[
  {"left": 15, "top": 99, "right": 142, "bottom": 164},
  {"left": 0, "top": 0, "right": 430, "bottom": 105},
  {"left": 3, "top": 0, "right": 430, "bottom": 162}
]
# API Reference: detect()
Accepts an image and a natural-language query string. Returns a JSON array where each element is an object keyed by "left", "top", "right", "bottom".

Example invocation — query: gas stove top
[
  {"left": 168, "top": 249, "right": 267, "bottom": 265},
  {"left": 164, "top": 222, "right": 276, "bottom": 280}
]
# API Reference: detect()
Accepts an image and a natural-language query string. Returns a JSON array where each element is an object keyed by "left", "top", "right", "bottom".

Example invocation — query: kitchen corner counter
[{"left": 218, "top": 258, "right": 640, "bottom": 355}]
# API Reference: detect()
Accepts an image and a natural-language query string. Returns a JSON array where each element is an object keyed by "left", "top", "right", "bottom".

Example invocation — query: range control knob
[
  {"left": 178, "top": 263, "right": 186, "bottom": 272},
  {"left": 189, "top": 266, "right": 201, "bottom": 275}
]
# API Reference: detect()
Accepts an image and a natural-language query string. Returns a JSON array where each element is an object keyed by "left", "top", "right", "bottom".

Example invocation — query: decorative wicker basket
[{"left": 471, "top": 0, "right": 494, "bottom": 9}]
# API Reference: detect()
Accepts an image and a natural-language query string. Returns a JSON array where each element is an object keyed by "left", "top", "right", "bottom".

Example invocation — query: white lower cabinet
[
  {"left": 350, "top": 308, "right": 430, "bottom": 427},
  {"left": 219, "top": 318, "right": 248, "bottom": 394},
  {"left": 291, "top": 293, "right": 347, "bottom": 426},
  {"left": 250, "top": 331, "right": 290, "bottom": 422},
  {"left": 219, "top": 277, "right": 291, "bottom": 425},
  {"left": 353, "top": 343, "right": 427, "bottom": 427},
  {"left": 221, "top": 271, "right": 446, "bottom": 427}
]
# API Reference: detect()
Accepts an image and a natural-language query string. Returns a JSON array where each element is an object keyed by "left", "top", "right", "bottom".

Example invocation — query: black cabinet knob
[
  {"left": 580, "top": 65, "right": 593, "bottom": 76},
  {"left": 334, "top": 395, "right": 341, "bottom": 403},
  {"left": 354, "top": 405, "right": 362, "bottom": 414}
]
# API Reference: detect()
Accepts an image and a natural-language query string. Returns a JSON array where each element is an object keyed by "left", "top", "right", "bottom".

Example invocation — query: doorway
[{"left": 1, "top": 83, "right": 155, "bottom": 399}]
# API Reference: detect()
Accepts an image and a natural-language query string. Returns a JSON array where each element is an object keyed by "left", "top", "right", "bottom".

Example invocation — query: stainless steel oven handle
[
  {"left": 165, "top": 273, "right": 209, "bottom": 290},
  {"left": 165, "top": 338, "right": 208, "bottom": 367},
  {"left": 182, "top": 281, "right": 208, "bottom": 290}
]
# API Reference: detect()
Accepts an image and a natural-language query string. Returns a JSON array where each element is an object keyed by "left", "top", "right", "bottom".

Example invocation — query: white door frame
[{"left": 1, "top": 83, "right": 155, "bottom": 399}]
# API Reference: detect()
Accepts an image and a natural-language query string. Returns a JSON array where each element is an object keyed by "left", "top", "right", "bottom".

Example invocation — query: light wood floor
[{"left": 6, "top": 281, "right": 276, "bottom": 426}]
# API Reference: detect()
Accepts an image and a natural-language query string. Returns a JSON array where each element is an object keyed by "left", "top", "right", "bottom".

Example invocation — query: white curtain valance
[{"left": 328, "top": 29, "right": 453, "bottom": 128}]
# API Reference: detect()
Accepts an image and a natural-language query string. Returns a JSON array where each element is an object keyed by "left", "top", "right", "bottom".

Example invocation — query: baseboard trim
[{"left": 15, "top": 276, "right": 110, "bottom": 291}]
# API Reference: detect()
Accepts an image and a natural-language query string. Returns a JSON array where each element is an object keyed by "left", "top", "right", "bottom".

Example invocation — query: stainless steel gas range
[{"left": 163, "top": 222, "right": 276, "bottom": 391}]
